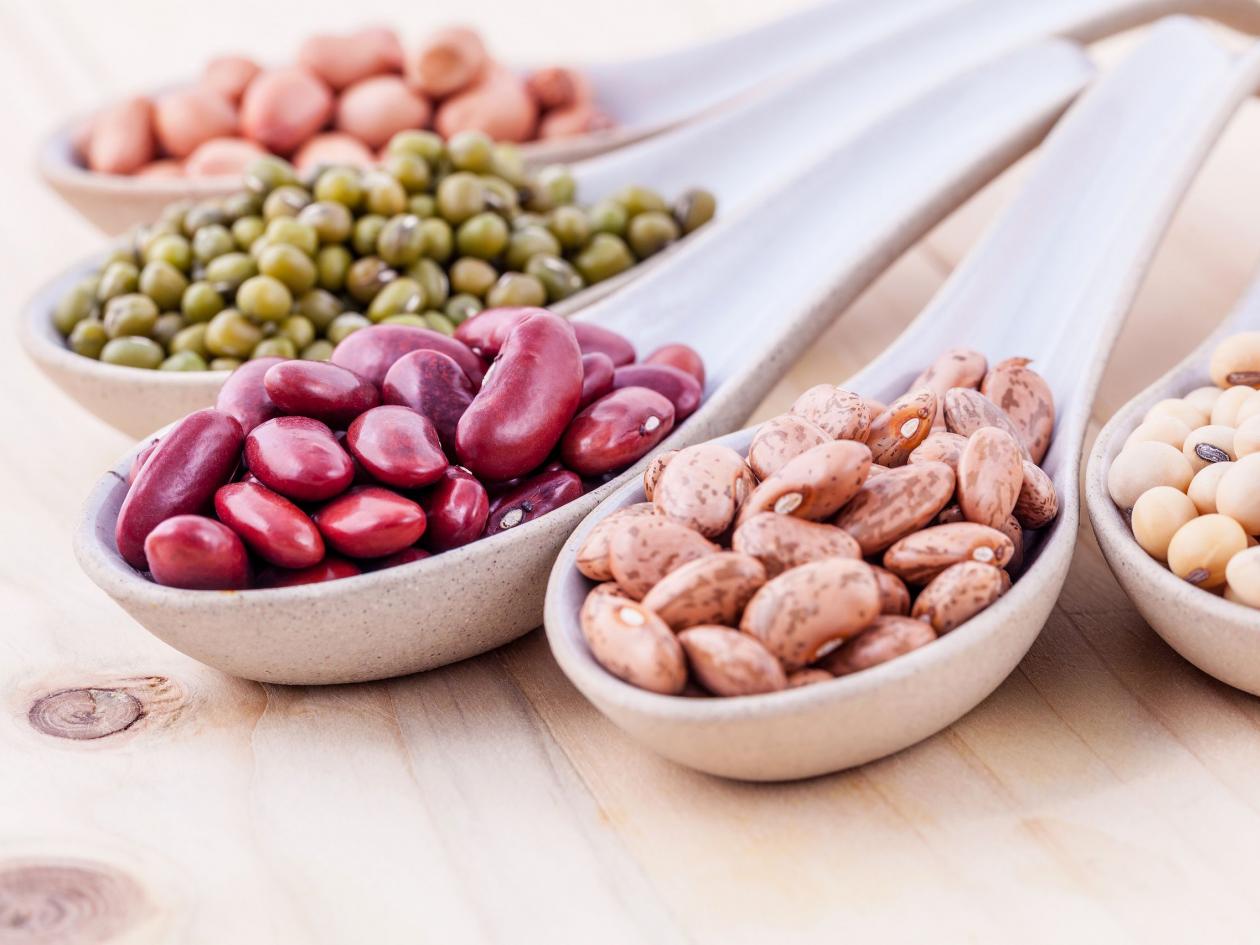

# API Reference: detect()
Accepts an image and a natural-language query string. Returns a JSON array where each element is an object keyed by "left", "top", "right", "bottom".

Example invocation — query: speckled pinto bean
[
  {"left": 453, "top": 307, "right": 537, "bottom": 359},
  {"left": 956, "top": 427, "right": 1023, "bottom": 529},
  {"left": 871, "top": 566, "right": 911, "bottom": 616},
  {"left": 865, "top": 389, "right": 936, "bottom": 466},
  {"left": 640, "top": 552, "right": 766, "bottom": 630},
  {"left": 244, "top": 416, "right": 355, "bottom": 502},
  {"left": 652, "top": 443, "right": 755, "bottom": 537},
  {"left": 484, "top": 467, "right": 583, "bottom": 534},
  {"left": 980, "top": 358, "right": 1055, "bottom": 463},
  {"left": 731, "top": 512, "right": 860, "bottom": 577},
  {"left": 909, "top": 430, "right": 967, "bottom": 471},
  {"left": 579, "top": 353, "right": 617, "bottom": 409},
  {"left": 819, "top": 616, "right": 936, "bottom": 676},
  {"left": 678, "top": 626, "right": 786, "bottom": 696},
  {"left": 571, "top": 322, "right": 636, "bottom": 367},
  {"left": 576, "top": 503, "right": 657, "bottom": 580},
  {"left": 264, "top": 360, "right": 379, "bottom": 428},
  {"left": 116, "top": 408, "right": 244, "bottom": 570},
  {"left": 560, "top": 387, "right": 675, "bottom": 477},
  {"left": 214, "top": 480, "right": 324, "bottom": 569},
  {"left": 607, "top": 516, "right": 717, "bottom": 599},
  {"left": 457, "top": 312, "right": 583, "bottom": 481},
  {"left": 144, "top": 515, "right": 250, "bottom": 590},
  {"left": 832, "top": 461, "right": 955, "bottom": 556},
  {"left": 883, "top": 522, "right": 1014, "bottom": 585},
  {"left": 789, "top": 385, "right": 871, "bottom": 441},
  {"left": 215, "top": 356, "right": 285, "bottom": 433},
  {"left": 737, "top": 440, "right": 872, "bottom": 525},
  {"left": 382, "top": 349, "right": 477, "bottom": 453},
  {"left": 740, "top": 558, "right": 879, "bottom": 670},
  {"left": 911, "top": 561, "right": 1006, "bottom": 634},
  {"left": 908, "top": 348, "right": 987, "bottom": 427},
  {"left": 942, "top": 388, "right": 1032, "bottom": 460},
  {"left": 746, "top": 414, "right": 830, "bottom": 480},
  {"left": 580, "top": 591, "right": 687, "bottom": 695},
  {"left": 642, "top": 450, "right": 677, "bottom": 501},
  {"left": 331, "top": 324, "right": 486, "bottom": 390},
  {"left": 419, "top": 466, "right": 489, "bottom": 552},
  {"left": 1014, "top": 460, "right": 1058, "bottom": 529}
]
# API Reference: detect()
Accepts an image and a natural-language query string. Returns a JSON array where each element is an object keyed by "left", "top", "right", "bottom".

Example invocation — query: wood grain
[{"left": 4, "top": 3, "right": 1260, "bottom": 942}]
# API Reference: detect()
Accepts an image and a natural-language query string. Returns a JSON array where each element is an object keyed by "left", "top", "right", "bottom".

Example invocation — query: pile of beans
[
  {"left": 574, "top": 350, "right": 1060, "bottom": 697},
  {"left": 1107, "top": 331, "right": 1260, "bottom": 608},
  {"left": 77, "top": 25, "right": 608, "bottom": 179},
  {"left": 53, "top": 144, "right": 714, "bottom": 371},
  {"left": 116, "top": 312, "right": 706, "bottom": 590}
]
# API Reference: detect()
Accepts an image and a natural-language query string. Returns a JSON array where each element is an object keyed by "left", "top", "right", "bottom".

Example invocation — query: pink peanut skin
[
  {"left": 346, "top": 405, "right": 448, "bottom": 489},
  {"left": 456, "top": 312, "right": 583, "bottom": 482},
  {"left": 484, "top": 468, "right": 583, "bottom": 535},
  {"left": 116, "top": 408, "right": 243, "bottom": 570},
  {"left": 331, "top": 324, "right": 485, "bottom": 389},
  {"left": 611, "top": 364, "right": 702, "bottom": 420},
  {"left": 264, "top": 360, "right": 379, "bottom": 428},
  {"left": 244, "top": 416, "right": 355, "bottom": 503},
  {"left": 421, "top": 466, "right": 490, "bottom": 552},
  {"left": 382, "top": 348, "right": 477, "bottom": 452},
  {"left": 215, "top": 357, "right": 285, "bottom": 434},
  {"left": 239, "top": 67, "right": 334, "bottom": 155},
  {"left": 144, "top": 515, "right": 250, "bottom": 590},
  {"left": 214, "top": 481, "right": 324, "bottom": 570},
  {"left": 560, "top": 387, "right": 675, "bottom": 477}
]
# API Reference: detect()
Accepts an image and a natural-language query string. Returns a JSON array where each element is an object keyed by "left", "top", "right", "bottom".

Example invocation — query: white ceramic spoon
[
  {"left": 25, "top": 0, "right": 1256, "bottom": 440},
  {"left": 1087, "top": 271, "right": 1260, "bottom": 694},
  {"left": 73, "top": 41, "right": 1093, "bottom": 686},
  {"left": 546, "top": 17, "right": 1260, "bottom": 781}
]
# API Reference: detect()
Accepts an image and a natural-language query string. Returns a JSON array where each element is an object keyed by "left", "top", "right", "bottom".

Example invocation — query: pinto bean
[
  {"left": 911, "top": 561, "right": 1006, "bottom": 634},
  {"left": 865, "top": 389, "right": 936, "bottom": 466},
  {"left": 736, "top": 440, "right": 871, "bottom": 525},
  {"left": 731, "top": 512, "right": 860, "bottom": 577},
  {"left": 832, "top": 461, "right": 956, "bottom": 555},
  {"left": 789, "top": 385, "right": 871, "bottom": 441},
  {"left": 956, "top": 427, "right": 1024, "bottom": 529},
  {"left": 980, "top": 357, "right": 1055, "bottom": 463},
  {"left": 819, "top": 616, "right": 936, "bottom": 676},
  {"left": 575, "top": 503, "right": 657, "bottom": 581},
  {"left": 608, "top": 516, "right": 717, "bottom": 600},
  {"left": 640, "top": 552, "right": 766, "bottom": 630},
  {"left": 678, "top": 626, "right": 786, "bottom": 696},
  {"left": 882, "top": 522, "right": 1014, "bottom": 585},
  {"left": 746, "top": 414, "right": 830, "bottom": 479},
  {"left": 579, "top": 590, "right": 686, "bottom": 695},
  {"left": 652, "top": 443, "right": 755, "bottom": 537}
]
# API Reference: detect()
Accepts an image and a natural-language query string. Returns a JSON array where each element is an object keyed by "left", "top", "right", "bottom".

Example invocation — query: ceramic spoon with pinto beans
[
  {"left": 546, "top": 18, "right": 1260, "bottom": 781},
  {"left": 1086, "top": 270, "right": 1260, "bottom": 696},
  {"left": 74, "top": 41, "right": 1094, "bottom": 686}
]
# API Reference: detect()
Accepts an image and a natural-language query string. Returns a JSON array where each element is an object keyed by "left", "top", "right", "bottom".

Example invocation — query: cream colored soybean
[
  {"left": 1131, "top": 486, "right": 1198, "bottom": 561},
  {"left": 1123, "top": 414, "right": 1192, "bottom": 449},
  {"left": 1107, "top": 440, "right": 1195, "bottom": 508},
  {"left": 1225, "top": 545, "right": 1260, "bottom": 607},
  {"left": 1166, "top": 513, "right": 1248, "bottom": 588},
  {"left": 1216, "top": 453, "right": 1260, "bottom": 534},
  {"left": 1188, "top": 461, "right": 1233, "bottom": 514}
]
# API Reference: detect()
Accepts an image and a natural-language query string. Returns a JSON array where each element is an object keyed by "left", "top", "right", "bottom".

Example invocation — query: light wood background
[{"left": 5, "top": 1, "right": 1260, "bottom": 942}]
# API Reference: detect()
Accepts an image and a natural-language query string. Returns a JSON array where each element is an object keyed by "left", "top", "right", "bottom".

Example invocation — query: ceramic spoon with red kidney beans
[{"left": 118, "top": 310, "right": 703, "bottom": 589}]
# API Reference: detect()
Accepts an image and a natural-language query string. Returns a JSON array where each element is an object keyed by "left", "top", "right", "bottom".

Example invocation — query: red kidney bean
[
  {"left": 214, "top": 480, "right": 324, "bottom": 569},
  {"left": 579, "top": 352, "right": 616, "bottom": 409},
  {"left": 144, "top": 515, "right": 250, "bottom": 590},
  {"left": 128, "top": 438, "right": 160, "bottom": 485},
  {"left": 420, "top": 466, "right": 490, "bottom": 551},
  {"left": 346, "top": 405, "right": 447, "bottom": 489},
  {"left": 456, "top": 311, "right": 583, "bottom": 481},
  {"left": 263, "top": 360, "right": 379, "bottom": 428},
  {"left": 244, "top": 416, "right": 355, "bottom": 502},
  {"left": 484, "top": 467, "right": 583, "bottom": 535},
  {"left": 611, "top": 363, "right": 702, "bottom": 420},
  {"left": 572, "top": 322, "right": 635, "bottom": 366},
  {"left": 367, "top": 546, "right": 431, "bottom": 570},
  {"left": 482, "top": 460, "right": 565, "bottom": 499},
  {"left": 559, "top": 387, "right": 675, "bottom": 477},
  {"left": 381, "top": 349, "right": 476, "bottom": 452},
  {"left": 215, "top": 357, "right": 285, "bottom": 434},
  {"left": 314, "top": 486, "right": 426, "bottom": 558},
  {"left": 116, "top": 408, "right": 243, "bottom": 570},
  {"left": 259, "top": 556, "right": 361, "bottom": 588},
  {"left": 330, "top": 324, "right": 485, "bottom": 389},
  {"left": 645, "top": 343, "right": 705, "bottom": 386},
  {"left": 452, "top": 306, "right": 542, "bottom": 358}
]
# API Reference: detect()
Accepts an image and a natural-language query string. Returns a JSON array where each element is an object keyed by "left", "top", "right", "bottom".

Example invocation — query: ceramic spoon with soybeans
[
  {"left": 73, "top": 41, "right": 1093, "bottom": 685},
  {"left": 546, "top": 18, "right": 1260, "bottom": 781}
]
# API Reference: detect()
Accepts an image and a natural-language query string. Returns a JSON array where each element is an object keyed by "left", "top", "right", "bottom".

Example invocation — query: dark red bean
[
  {"left": 611, "top": 363, "right": 702, "bottom": 420},
  {"left": 346, "top": 405, "right": 447, "bottom": 489},
  {"left": 456, "top": 311, "right": 583, "bottom": 481},
  {"left": 330, "top": 324, "right": 485, "bottom": 389},
  {"left": 144, "top": 515, "right": 250, "bottom": 590},
  {"left": 453, "top": 306, "right": 541, "bottom": 358},
  {"left": 314, "top": 486, "right": 426, "bottom": 558},
  {"left": 572, "top": 322, "right": 635, "bottom": 367},
  {"left": 484, "top": 467, "right": 583, "bottom": 535},
  {"left": 116, "top": 408, "right": 243, "bottom": 570},
  {"left": 128, "top": 438, "right": 160, "bottom": 485},
  {"left": 214, "top": 480, "right": 324, "bottom": 569},
  {"left": 381, "top": 349, "right": 476, "bottom": 452},
  {"left": 215, "top": 357, "right": 285, "bottom": 433},
  {"left": 263, "top": 360, "right": 380, "bottom": 427},
  {"left": 366, "top": 546, "right": 431, "bottom": 570},
  {"left": 259, "top": 556, "right": 361, "bottom": 588},
  {"left": 578, "top": 352, "right": 616, "bottom": 409},
  {"left": 420, "top": 466, "right": 489, "bottom": 551},
  {"left": 645, "top": 343, "right": 705, "bottom": 386},
  {"left": 244, "top": 416, "right": 355, "bottom": 502},
  {"left": 560, "top": 387, "right": 675, "bottom": 477}
]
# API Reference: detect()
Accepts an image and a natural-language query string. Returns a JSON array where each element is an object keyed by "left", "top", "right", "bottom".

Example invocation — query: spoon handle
[{"left": 849, "top": 18, "right": 1260, "bottom": 460}]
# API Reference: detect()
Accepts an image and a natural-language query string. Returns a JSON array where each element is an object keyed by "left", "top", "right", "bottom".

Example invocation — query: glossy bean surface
[
  {"left": 420, "top": 466, "right": 490, "bottom": 551},
  {"left": 611, "top": 364, "right": 702, "bottom": 420},
  {"left": 144, "top": 515, "right": 250, "bottom": 590},
  {"left": 259, "top": 555, "right": 361, "bottom": 588},
  {"left": 381, "top": 349, "right": 476, "bottom": 452},
  {"left": 214, "top": 480, "right": 324, "bottom": 569},
  {"left": 330, "top": 324, "right": 485, "bottom": 389},
  {"left": 347, "top": 405, "right": 447, "bottom": 489},
  {"left": 452, "top": 306, "right": 539, "bottom": 358},
  {"left": 215, "top": 356, "right": 284, "bottom": 434},
  {"left": 484, "top": 467, "right": 582, "bottom": 534},
  {"left": 263, "top": 360, "right": 379, "bottom": 427},
  {"left": 578, "top": 352, "right": 616, "bottom": 409},
  {"left": 314, "top": 486, "right": 426, "bottom": 558},
  {"left": 572, "top": 322, "right": 635, "bottom": 366},
  {"left": 244, "top": 416, "right": 355, "bottom": 502},
  {"left": 560, "top": 387, "right": 675, "bottom": 477},
  {"left": 645, "top": 343, "right": 705, "bottom": 386}
]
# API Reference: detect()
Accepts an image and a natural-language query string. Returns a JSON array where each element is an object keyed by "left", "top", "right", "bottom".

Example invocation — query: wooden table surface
[{"left": 6, "top": 2, "right": 1260, "bottom": 942}]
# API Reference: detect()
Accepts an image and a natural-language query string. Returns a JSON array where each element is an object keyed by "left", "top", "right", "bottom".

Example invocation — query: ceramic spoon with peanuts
[
  {"left": 546, "top": 18, "right": 1260, "bottom": 781},
  {"left": 73, "top": 40, "right": 1093, "bottom": 685},
  {"left": 1086, "top": 269, "right": 1260, "bottom": 695}
]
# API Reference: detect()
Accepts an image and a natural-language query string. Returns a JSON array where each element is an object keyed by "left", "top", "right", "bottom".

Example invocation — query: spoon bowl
[
  {"left": 72, "top": 42, "right": 1092, "bottom": 685},
  {"left": 545, "top": 18, "right": 1260, "bottom": 780},
  {"left": 1087, "top": 272, "right": 1260, "bottom": 695}
]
